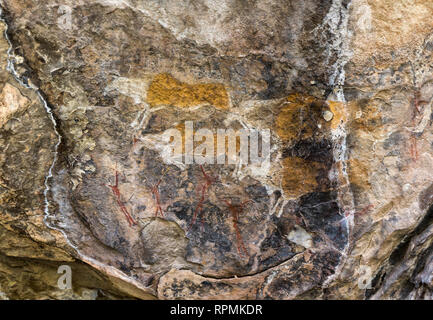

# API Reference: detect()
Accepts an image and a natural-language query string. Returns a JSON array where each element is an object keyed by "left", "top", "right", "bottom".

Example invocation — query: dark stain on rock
[
  {"left": 390, "top": 203, "right": 433, "bottom": 266},
  {"left": 364, "top": 266, "right": 386, "bottom": 299},
  {"left": 384, "top": 132, "right": 402, "bottom": 150},
  {"left": 244, "top": 182, "right": 270, "bottom": 209},
  {"left": 259, "top": 216, "right": 297, "bottom": 269},
  {"left": 298, "top": 191, "right": 347, "bottom": 250},
  {"left": 257, "top": 57, "right": 289, "bottom": 100},
  {"left": 168, "top": 200, "right": 191, "bottom": 222},
  {"left": 162, "top": 277, "right": 233, "bottom": 298},
  {"left": 283, "top": 138, "right": 334, "bottom": 165},
  {"left": 262, "top": 249, "right": 340, "bottom": 299},
  {"left": 420, "top": 183, "right": 433, "bottom": 211}
]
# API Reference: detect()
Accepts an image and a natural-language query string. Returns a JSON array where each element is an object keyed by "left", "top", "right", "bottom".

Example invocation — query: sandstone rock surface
[{"left": 0, "top": 0, "right": 432, "bottom": 299}]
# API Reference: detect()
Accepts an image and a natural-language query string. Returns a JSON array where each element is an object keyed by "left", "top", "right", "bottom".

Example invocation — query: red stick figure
[
  {"left": 412, "top": 88, "right": 429, "bottom": 116},
  {"left": 344, "top": 204, "right": 374, "bottom": 217},
  {"left": 188, "top": 165, "right": 214, "bottom": 231},
  {"left": 107, "top": 171, "right": 137, "bottom": 227},
  {"left": 151, "top": 178, "right": 164, "bottom": 218},
  {"left": 410, "top": 135, "right": 419, "bottom": 161},
  {"left": 222, "top": 199, "right": 252, "bottom": 258},
  {"left": 356, "top": 204, "right": 374, "bottom": 216}
]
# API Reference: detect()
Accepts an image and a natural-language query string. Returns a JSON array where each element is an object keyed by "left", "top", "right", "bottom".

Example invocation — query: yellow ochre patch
[
  {"left": 274, "top": 93, "right": 331, "bottom": 142},
  {"left": 281, "top": 156, "right": 325, "bottom": 198},
  {"left": 273, "top": 94, "right": 343, "bottom": 198},
  {"left": 147, "top": 73, "right": 229, "bottom": 110}
]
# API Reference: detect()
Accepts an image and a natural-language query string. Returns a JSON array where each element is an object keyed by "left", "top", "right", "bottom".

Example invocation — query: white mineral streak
[
  {"left": 0, "top": 7, "right": 61, "bottom": 226},
  {"left": 314, "top": 0, "right": 356, "bottom": 286},
  {"left": 314, "top": 0, "right": 353, "bottom": 103},
  {"left": 0, "top": 5, "right": 152, "bottom": 296}
]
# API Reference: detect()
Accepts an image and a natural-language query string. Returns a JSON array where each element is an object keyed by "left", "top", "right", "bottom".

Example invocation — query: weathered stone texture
[{"left": 0, "top": 0, "right": 432, "bottom": 299}]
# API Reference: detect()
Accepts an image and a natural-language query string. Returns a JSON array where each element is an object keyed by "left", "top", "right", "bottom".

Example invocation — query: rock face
[{"left": 0, "top": 0, "right": 432, "bottom": 299}]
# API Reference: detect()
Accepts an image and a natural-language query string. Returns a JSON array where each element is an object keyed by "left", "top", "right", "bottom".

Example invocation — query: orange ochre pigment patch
[
  {"left": 274, "top": 93, "right": 317, "bottom": 142},
  {"left": 274, "top": 94, "right": 333, "bottom": 198},
  {"left": 147, "top": 73, "right": 229, "bottom": 110},
  {"left": 281, "top": 156, "right": 326, "bottom": 198},
  {"left": 274, "top": 93, "right": 335, "bottom": 142}
]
